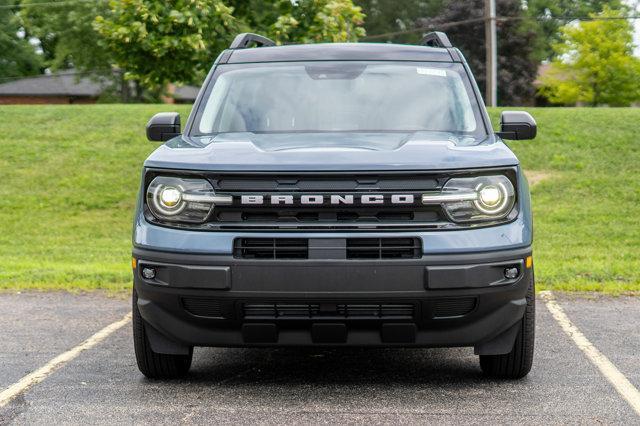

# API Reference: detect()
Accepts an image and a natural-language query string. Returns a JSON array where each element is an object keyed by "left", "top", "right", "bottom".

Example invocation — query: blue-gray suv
[{"left": 132, "top": 32, "right": 537, "bottom": 379}]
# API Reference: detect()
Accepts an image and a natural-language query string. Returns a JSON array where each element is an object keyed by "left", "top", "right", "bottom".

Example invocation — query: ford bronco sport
[{"left": 133, "top": 32, "right": 537, "bottom": 379}]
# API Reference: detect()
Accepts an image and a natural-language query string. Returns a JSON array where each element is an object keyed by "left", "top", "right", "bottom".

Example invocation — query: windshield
[{"left": 193, "top": 61, "right": 485, "bottom": 136}]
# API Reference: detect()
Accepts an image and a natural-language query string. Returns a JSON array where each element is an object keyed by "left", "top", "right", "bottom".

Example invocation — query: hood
[{"left": 144, "top": 131, "right": 518, "bottom": 172}]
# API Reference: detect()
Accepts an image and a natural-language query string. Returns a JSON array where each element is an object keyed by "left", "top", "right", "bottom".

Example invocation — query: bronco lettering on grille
[{"left": 239, "top": 194, "right": 415, "bottom": 206}]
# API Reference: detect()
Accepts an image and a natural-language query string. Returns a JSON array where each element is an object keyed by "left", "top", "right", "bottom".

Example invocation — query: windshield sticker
[{"left": 416, "top": 67, "right": 447, "bottom": 77}]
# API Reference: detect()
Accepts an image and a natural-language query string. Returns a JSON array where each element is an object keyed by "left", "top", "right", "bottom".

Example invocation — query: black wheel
[
  {"left": 132, "top": 290, "right": 192, "bottom": 379},
  {"left": 479, "top": 273, "right": 535, "bottom": 379}
]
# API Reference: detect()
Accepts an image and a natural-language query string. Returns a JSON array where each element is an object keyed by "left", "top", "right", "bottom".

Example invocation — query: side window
[
  {"left": 199, "top": 74, "right": 231, "bottom": 133},
  {"left": 447, "top": 73, "right": 476, "bottom": 132}
]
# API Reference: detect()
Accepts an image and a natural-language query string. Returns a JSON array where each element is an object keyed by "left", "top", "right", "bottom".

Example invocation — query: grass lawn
[{"left": 0, "top": 105, "right": 638, "bottom": 294}]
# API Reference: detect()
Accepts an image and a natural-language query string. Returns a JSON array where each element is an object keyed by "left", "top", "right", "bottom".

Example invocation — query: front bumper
[{"left": 133, "top": 245, "right": 532, "bottom": 353}]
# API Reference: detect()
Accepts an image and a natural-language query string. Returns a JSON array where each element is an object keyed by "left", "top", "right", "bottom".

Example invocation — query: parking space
[
  {"left": 0, "top": 293, "right": 129, "bottom": 390},
  {"left": 559, "top": 296, "right": 640, "bottom": 391},
  {"left": 1, "top": 293, "right": 639, "bottom": 424}
]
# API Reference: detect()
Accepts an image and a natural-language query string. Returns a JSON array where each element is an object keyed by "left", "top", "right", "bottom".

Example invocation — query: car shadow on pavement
[{"left": 183, "top": 347, "right": 486, "bottom": 386}]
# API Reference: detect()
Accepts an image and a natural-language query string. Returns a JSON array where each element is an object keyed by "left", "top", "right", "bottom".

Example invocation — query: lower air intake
[
  {"left": 234, "top": 238, "right": 308, "bottom": 259},
  {"left": 243, "top": 303, "right": 415, "bottom": 319},
  {"left": 234, "top": 238, "right": 421, "bottom": 260},
  {"left": 346, "top": 238, "right": 421, "bottom": 259}
]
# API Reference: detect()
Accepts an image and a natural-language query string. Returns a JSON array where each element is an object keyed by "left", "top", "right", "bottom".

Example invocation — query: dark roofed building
[
  {"left": 0, "top": 71, "right": 107, "bottom": 104},
  {"left": 0, "top": 70, "right": 200, "bottom": 104},
  {"left": 172, "top": 85, "right": 200, "bottom": 104}
]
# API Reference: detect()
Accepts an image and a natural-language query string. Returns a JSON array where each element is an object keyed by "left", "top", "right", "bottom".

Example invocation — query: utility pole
[{"left": 484, "top": 0, "right": 497, "bottom": 107}]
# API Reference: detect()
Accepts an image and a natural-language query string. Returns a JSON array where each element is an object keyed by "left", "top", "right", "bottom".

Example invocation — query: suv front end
[{"left": 132, "top": 32, "right": 537, "bottom": 380}]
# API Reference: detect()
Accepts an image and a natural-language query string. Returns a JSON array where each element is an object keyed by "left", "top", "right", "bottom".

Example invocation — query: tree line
[{"left": 1, "top": 0, "right": 638, "bottom": 106}]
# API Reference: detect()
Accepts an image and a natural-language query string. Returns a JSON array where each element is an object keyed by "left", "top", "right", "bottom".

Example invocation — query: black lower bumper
[{"left": 132, "top": 246, "right": 532, "bottom": 354}]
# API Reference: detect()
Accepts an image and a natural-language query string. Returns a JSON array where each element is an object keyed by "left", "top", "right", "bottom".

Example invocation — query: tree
[
  {"left": 269, "top": 0, "right": 366, "bottom": 44},
  {"left": 20, "top": 0, "right": 111, "bottom": 73},
  {"left": 0, "top": 2, "right": 41, "bottom": 79},
  {"left": 537, "top": 8, "right": 640, "bottom": 106},
  {"left": 214, "top": 0, "right": 366, "bottom": 44},
  {"left": 224, "top": 0, "right": 291, "bottom": 35},
  {"left": 354, "top": 0, "right": 444, "bottom": 44},
  {"left": 93, "top": 0, "right": 366, "bottom": 94},
  {"left": 94, "top": 0, "right": 240, "bottom": 93},
  {"left": 19, "top": 0, "right": 146, "bottom": 102},
  {"left": 419, "top": 0, "right": 540, "bottom": 106},
  {"left": 524, "top": 0, "right": 623, "bottom": 60}
]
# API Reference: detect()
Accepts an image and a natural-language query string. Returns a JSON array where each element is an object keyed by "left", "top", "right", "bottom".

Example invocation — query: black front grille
[
  {"left": 207, "top": 173, "right": 445, "bottom": 230},
  {"left": 234, "top": 238, "right": 309, "bottom": 259},
  {"left": 214, "top": 210, "right": 439, "bottom": 226},
  {"left": 243, "top": 302, "right": 415, "bottom": 319},
  {"left": 432, "top": 298, "right": 477, "bottom": 318},
  {"left": 215, "top": 175, "right": 440, "bottom": 192},
  {"left": 234, "top": 238, "right": 422, "bottom": 260}
]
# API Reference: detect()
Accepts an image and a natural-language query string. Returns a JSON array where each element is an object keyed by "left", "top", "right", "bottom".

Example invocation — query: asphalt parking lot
[{"left": 1, "top": 292, "right": 639, "bottom": 424}]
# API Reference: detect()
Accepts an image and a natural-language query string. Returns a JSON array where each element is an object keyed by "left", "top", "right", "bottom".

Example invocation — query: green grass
[
  {"left": 0, "top": 105, "right": 190, "bottom": 293},
  {"left": 0, "top": 105, "right": 638, "bottom": 294},
  {"left": 496, "top": 108, "right": 640, "bottom": 295}
]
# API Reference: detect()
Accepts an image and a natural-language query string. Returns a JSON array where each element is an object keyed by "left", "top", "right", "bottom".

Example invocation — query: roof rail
[
  {"left": 229, "top": 33, "right": 276, "bottom": 49},
  {"left": 421, "top": 31, "right": 452, "bottom": 48}
]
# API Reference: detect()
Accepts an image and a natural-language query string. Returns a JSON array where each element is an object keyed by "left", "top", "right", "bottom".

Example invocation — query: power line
[
  {"left": 501, "top": 15, "right": 640, "bottom": 22},
  {"left": 363, "top": 15, "right": 640, "bottom": 40},
  {"left": 0, "top": 0, "right": 96, "bottom": 10},
  {"left": 364, "top": 18, "right": 485, "bottom": 40}
]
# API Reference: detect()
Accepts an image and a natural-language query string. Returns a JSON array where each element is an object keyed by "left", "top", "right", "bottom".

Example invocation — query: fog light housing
[
  {"left": 142, "top": 267, "right": 156, "bottom": 280},
  {"left": 504, "top": 267, "right": 519, "bottom": 279}
]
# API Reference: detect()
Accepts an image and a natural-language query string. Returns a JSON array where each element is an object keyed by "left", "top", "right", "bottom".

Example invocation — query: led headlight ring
[
  {"left": 152, "top": 185, "right": 187, "bottom": 216},
  {"left": 473, "top": 182, "right": 510, "bottom": 215}
]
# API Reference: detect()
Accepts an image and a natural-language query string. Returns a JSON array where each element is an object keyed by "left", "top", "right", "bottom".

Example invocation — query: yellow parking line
[
  {"left": 541, "top": 291, "right": 640, "bottom": 417},
  {"left": 0, "top": 313, "right": 131, "bottom": 408}
]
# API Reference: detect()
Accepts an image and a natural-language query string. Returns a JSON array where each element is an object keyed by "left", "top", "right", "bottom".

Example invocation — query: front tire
[
  {"left": 132, "top": 290, "right": 193, "bottom": 379},
  {"left": 479, "top": 273, "right": 535, "bottom": 379}
]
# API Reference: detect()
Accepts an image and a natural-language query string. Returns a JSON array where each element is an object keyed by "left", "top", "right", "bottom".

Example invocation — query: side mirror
[
  {"left": 146, "top": 112, "right": 181, "bottom": 142},
  {"left": 496, "top": 111, "right": 537, "bottom": 140}
]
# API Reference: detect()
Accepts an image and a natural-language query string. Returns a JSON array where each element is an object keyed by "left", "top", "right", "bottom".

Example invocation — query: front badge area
[{"left": 240, "top": 193, "right": 417, "bottom": 206}]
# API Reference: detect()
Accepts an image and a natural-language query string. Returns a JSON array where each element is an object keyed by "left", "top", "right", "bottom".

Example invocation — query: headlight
[
  {"left": 146, "top": 176, "right": 231, "bottom": 223},
  {"left": 422, "top": 175, "right": 516, "bottom": 223}
]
